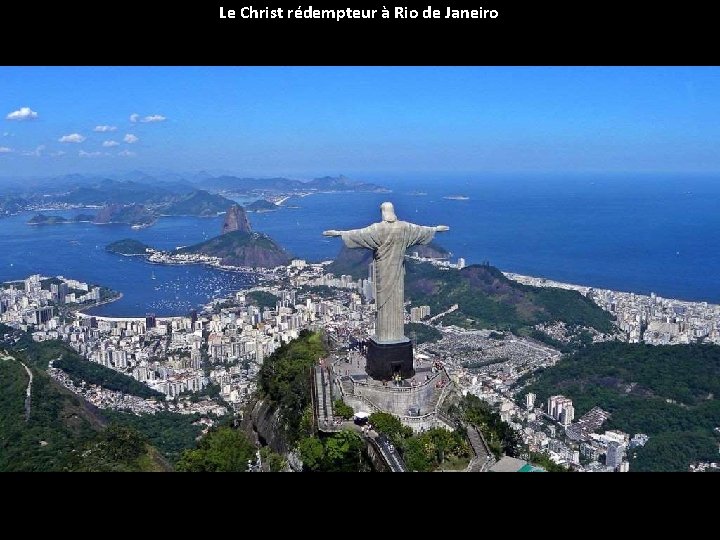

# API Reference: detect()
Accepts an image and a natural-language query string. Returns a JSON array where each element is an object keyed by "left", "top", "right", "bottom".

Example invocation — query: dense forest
[
  {"left": 0, "top": 352, "right": 168, "bottom": 471},
  {"left": 103, "top": 410, "right": 204, "bottom": 463},
  {"left": 405, "top": 262, "right": 615, "bottom": 333},
  {"left": 257, "top": 330, "right": 326, "bottom": 444},
  {"left": 451, "top": 394, "right": 522, "bottom": 459},
  {"left": 0, "top": 328, "right": 176, "bottom": 471},
  {"left": 521, "top": 342, "right": 720, "bottom": 471},
  {"left": 176, "top": 426, "right": 256, "bottom": 472},
  {"left": 367, "top": 411, "right": 471, "bottom": 471},
  {"left": 54, "top": 354, "right": 164, "bottom": 399},
  {"left": 245, "top": 290, "right": 280, "bottom": 310}
]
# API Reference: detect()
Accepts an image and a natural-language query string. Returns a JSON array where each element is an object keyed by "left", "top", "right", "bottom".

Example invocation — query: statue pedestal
[{"left": 365, "top": 338, "right": 414, "bottom": 380}]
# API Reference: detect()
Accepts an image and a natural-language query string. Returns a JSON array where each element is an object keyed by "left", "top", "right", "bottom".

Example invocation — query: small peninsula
[{"left": 177, "top": 205, "right": 290, "bottom": 268}]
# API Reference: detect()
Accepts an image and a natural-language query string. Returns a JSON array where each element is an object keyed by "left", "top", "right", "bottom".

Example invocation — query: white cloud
[
  {"left": 123, "top": 133, "right": 139, "bottom": 144},
  {"left": 6, "top": 107, "right": 38, "bottom": 121},
  {"left": 79, "top": 150, "right": 105, "bottom": 157},
  {"left": 0, "top": 146, "right": 12, "bottom": 153},
  {"left": 93, "top": 125, "right": 117, "bottom": 132},
  {"left": 118, "top": 150, "right": 136, "bottom": 157},
  {"left": 102, "top": 140, "right": 120, "bottom": 147},
  {"left": 2, "top": 132, "right": 11, "bottom": 137},
  {"left": 59, "top": 133, "right": 86, "bottom": 143},
  {"left": 21, "top": 145, "right": 45, "bottom": 157},
  {"left": 140, "top": 114, "right": 166, "bottom": 123},
  {"left": 50, "top": 150, "right": 66, "bottom": 157},
  {"left": 130, "top": 113, "right": 167, "bottom": 123}
]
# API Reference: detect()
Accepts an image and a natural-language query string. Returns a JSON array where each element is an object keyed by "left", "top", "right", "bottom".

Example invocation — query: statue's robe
[{"left": 341, "top": 220, "right": 436, "bottom": 343}]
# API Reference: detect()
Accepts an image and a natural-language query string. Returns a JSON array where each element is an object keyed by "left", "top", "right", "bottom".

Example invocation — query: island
[
  {"left": 245, "top": 199, "right": 279, "bottom": 213},
  {"left": 93, "top": 204, "right": 157, "bottom": 228},
  {"left": 28, "top": 213, "right": 96, "bottom": 225},
  {"left": 105, "top": 239, "right": 153, "bottom": 256}
]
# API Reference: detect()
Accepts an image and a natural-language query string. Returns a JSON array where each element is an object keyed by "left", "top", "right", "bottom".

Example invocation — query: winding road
[{"left": 2, "top": 353, "right": 33, "bottom": 422}]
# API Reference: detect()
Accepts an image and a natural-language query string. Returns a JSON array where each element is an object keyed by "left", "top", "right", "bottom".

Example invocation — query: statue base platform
[{"left": 366, "top": 338, "right": 414, "bottom": 380}]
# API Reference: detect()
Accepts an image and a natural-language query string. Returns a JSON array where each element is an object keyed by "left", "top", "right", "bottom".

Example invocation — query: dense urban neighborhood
[{"left": 3, "top": 256, "right": 720, "bottom": 472}]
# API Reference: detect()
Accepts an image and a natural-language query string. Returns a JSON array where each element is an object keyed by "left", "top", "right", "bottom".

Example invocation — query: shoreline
[
  {"left": 74, "top": 292, "right": 124, "bottom": 314},
  {"left": 503, "top": 271, "right": 720, "bottom": 309}
]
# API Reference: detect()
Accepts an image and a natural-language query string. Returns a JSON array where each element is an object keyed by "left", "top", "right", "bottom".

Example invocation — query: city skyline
[{"left": 3, "top": 66, "right": 720, "bottom": 177}]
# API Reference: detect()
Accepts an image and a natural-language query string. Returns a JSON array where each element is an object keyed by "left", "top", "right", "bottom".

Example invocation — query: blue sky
[{"left": 1, "top": 66, "right": 719, "bottom": 178}]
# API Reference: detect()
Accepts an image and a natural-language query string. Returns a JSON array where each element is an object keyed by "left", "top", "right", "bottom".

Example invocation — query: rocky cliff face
[
  {"left": 242, "top": 399, "right": 289, "bottom": 455},
  {"left": 221, "top": 204, "right": 251, "bottom": 234}
]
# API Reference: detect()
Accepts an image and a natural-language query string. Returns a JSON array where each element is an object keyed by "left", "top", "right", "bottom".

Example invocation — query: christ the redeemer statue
[{"left": 324, "top": 202, "right": 448, "bottom": 379}]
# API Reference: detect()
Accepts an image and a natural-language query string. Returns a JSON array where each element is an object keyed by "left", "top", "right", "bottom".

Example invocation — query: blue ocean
[{"left": 1, "top": 173, "right": 719, "bottom": 315}]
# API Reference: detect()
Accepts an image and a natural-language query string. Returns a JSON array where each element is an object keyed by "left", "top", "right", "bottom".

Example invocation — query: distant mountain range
[
  {"left": 1, "top": 173, "right": 389, "bottom": 226},
  {"left": 195, "top": 174, "right": 388, "bottom": 195}
]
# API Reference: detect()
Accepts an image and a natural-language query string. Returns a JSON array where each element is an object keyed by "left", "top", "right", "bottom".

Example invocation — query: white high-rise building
[
  {"left": 547, "top": 395, "right": 574, "bottom": 425},
  {"left": 525, "top": 392, "right": 536, "bottom": 410},
  {"left": 457, "top": 257, "right": 466, "bottom": 269}
]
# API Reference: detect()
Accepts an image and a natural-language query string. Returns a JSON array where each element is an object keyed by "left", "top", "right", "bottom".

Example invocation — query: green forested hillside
[
  {"left": 405, "top": 262, "right": 614, "bottom": 333},
  {"left": 54, "top": 353, "right": 164, "bottom": 399},
  {"left": 257, "top": 330, "right": 326, "bottom": 444},
  {"left": 178, "top": 230, "right": 291, "bottom": 268},
  {"left": 521, "top": 342, "right": 720, "bottom": 471},
  {"left": 0, "top": 328, "right": 172, "bottom": 471},
  {"left": 327, "top": 252, "right": 613, "bottom": 333},
  {"left": 0, "top": 356, "right": 169, "bottom": 471}
]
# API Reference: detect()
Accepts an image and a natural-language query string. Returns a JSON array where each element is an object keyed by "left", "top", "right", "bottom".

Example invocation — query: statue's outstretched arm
[
  {"left": 322, "top": 230, "right": 344, "bottom": 237},
  {"left": 434, "top": 225, "right": 449, "bottom": 232}
]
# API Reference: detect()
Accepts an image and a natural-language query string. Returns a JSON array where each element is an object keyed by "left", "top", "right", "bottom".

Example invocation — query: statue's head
[{"left": 381, "top": 202, "right": 397, "bottom": 223}]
